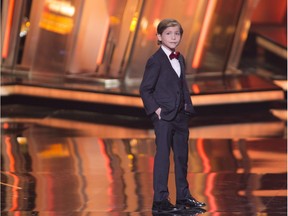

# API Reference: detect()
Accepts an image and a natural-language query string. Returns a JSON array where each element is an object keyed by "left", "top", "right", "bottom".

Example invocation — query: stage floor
[
  {"left": 1, "top": 103, "right": 287, "bottom": 215},
  {"left": 1, "top": 72, "right": 285, "bottom": 108}
]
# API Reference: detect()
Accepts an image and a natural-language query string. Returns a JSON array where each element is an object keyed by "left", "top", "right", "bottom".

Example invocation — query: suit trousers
[{"left": 151, "top": 111, "right": 191, "bottom": 201}]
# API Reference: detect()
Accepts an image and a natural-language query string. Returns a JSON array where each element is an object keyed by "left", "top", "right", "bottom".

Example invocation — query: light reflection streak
[
  {"left": 0, "top": 133, "right": 286, "bottom": 214},
  {"left": 98, "top": 138, "right": 114, "bottom": 211},
  {"left": 5, "top": 136, "right": 20, "bottom": 211},
  {"left": 196, "top": 138, "right": 219, "bottom": 212},
  {"left": 196, "top": 139, "right": 211, "bottom": 173},
  {"left": 205, "top": 173, "right": 219, "bottom": 215}
]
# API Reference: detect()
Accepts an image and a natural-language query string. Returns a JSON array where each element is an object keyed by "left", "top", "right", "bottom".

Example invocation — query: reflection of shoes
[
  {"left": 152, "top": 199, "right": 179, "bottom": 213},
  {"left": 152, "top": 207, "right": 206, "bottom": 216},
  {"left": 152, "top": 213, "right": 179, "bottom": 216},
  {"left": 183, "top": 207, "right": 206, "bottom": 215},
  {"left": 176, "top": 196, "right": 206, "bottom": 209}
]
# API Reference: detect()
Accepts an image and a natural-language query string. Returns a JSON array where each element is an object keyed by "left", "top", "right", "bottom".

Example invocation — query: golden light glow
[
  {"left": 153, "top": 19, "right": 160, "bottom": 28},
  {"left": 20, "top": 18, "right": 30, "bottom": 37},
  {"left": 39, "top": 11, "right": 74, "bottom": 34},
  {"left": 37, "top": 143, "right": 70, "bottom": 158},
  {"left": 17, "top": 137, "right": 27, "bottom": 145},
  {"left": 130, "top": 16, "right": 138, "bottom": 32},
  {"left": 241, "top": 20, "right": 251, "bottom": 41},
  {"left": 39, "top": 0, "right": 75, "bottom": 34},
  {"left": 110, "top": 16, "right": 120, "bottom": 25},
  {"left": 140, "top": 18, "right": 148, "bottom": 32},
  {"left": 47, "top": 0, "right": 75, "bottom": 17},
  {"left": 130, "top": 139, "right": 138, "bottom": 146}
]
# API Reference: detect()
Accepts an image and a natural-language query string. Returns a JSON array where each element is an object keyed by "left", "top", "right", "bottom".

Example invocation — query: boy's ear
[{"left": 157, "top": 34, "right": 162, "bottom": 42}]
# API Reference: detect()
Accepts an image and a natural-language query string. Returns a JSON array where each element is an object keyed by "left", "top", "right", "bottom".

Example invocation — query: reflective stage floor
[{"left": 1, "top": 103, "right": 287, "bottom": 216}]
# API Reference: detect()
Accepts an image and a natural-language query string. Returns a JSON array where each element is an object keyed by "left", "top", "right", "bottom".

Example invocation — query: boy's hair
[{"left": 157, "top": 19, "right": 183, "bottom": 45}]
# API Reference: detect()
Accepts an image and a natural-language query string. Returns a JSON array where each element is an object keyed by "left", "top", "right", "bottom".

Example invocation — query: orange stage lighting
[
  {"left": 192, "top": 0, "right": 218, "bottom": 69},
  {"left": 2, "top": 0, "right": 15, "bottom": 58},
  {"left": 192, "top": 84, "right": 201, "bottom": 94},
  {"left": 5, "top": 136, "right": 20, "bottom": 211}
]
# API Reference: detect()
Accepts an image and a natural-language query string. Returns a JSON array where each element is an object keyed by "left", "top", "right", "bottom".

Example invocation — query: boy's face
[{"left": 157, "top": 26, "right": 182, "bottom": 51}]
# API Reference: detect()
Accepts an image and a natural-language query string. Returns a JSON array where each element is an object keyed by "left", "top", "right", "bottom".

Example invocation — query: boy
[{"left": 139, "top": 18, "right": 206, "bottom": 213}]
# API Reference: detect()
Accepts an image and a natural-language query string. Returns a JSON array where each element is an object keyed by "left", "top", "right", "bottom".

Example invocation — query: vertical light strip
[
  {"left": 205, "top": 173, "right": 219, "bottom": 215},
  {"left": 196, "top": 139, "right": 219, "bottom": 213},
  {"left": 192, "top": 0, "right": 217, "bottom": 68},
  {"left": 5, "top": 136, "right": 15, "bottom": 172},
  {"left": 96, "top": 19, "right": 109, "bottom": 65},
  {"left": 2, "top": 0, "right": 15, "bottom": 58},
  {"left": 5, "top": 136, "right": 19, "bottom": 211},
  {"left": 98, "top": 138, "right": 113, "bottom": 211},
  {"left": 196, "top": 138, "right": 211, "bottom": 173}
]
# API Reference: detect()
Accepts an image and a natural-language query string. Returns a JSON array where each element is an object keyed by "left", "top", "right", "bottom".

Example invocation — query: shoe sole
[{"left": 176, "top": 204, "right": 206, "bottom": 209}]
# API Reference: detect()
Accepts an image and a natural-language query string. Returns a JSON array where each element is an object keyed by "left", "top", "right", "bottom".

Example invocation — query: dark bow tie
[{"left": 169, "top": 51, "right": 180, "bottom": 60}]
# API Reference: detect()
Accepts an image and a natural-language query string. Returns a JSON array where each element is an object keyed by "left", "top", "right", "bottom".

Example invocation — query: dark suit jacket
[{"left": 140, "top": 48, "right": 195, "bottom": 121}]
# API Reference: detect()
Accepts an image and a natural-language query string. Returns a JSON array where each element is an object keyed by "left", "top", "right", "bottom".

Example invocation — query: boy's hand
[{"left": 155, "top": 107, "right": 162, "bottom": 119}]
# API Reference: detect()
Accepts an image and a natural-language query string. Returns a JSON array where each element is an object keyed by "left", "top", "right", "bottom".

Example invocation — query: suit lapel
[
  {"left": 158, "top": 47, "right": 183, "bottom": 78},
  {"left": 158, "top": 48, "right": 184, "bottom": 78},
  {"left": 178, "top": 55, "right": 185, "bottom": 76}
]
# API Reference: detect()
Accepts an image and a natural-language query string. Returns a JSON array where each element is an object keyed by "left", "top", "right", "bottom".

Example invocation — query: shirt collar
[{"left": 161, "top": 45, "right": 174, "bottom": 58}]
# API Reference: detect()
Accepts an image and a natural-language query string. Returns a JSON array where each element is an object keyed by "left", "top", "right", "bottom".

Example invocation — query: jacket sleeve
[{"left": 139, "top": 57, "right": 160, "bottom": 115}]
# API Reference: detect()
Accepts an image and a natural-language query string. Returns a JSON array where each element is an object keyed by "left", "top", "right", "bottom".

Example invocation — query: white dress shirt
[{"left": 161, "top": 45, "right": 181, "bottom": 77}]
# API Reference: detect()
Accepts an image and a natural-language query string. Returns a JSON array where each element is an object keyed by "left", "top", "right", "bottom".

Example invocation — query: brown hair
[{"left": 157, "top": 19, "right": 183, "bottom": 45}]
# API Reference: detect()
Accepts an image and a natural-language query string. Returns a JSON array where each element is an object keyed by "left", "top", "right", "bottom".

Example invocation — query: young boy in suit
[{"left": 139, "top": 18, "right": 206, "bottom": 213}]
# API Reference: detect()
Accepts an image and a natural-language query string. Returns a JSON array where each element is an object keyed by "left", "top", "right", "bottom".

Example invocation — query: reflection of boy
[{"left": 140, "top": 19, "right": 206, "bottom": 213}]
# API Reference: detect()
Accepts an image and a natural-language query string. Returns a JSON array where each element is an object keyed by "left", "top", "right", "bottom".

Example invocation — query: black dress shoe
[
  {"left": 152, "top": 199, "right": 179, "bottom": 213},
  {"left": 176, "top": 196, "right": 206, "bottom": 209}
]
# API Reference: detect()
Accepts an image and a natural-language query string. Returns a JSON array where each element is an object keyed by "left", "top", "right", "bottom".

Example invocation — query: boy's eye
[{"left": 165, "top": 32, "right": 180, "bottom": 36}]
